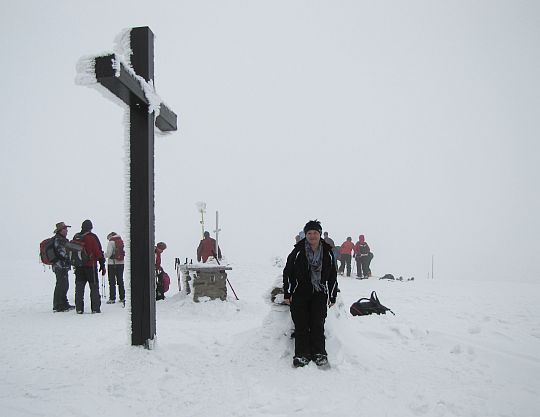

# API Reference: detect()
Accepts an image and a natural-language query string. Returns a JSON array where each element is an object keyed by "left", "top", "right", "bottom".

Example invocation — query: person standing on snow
[
  {"left": 338, "top": 237, "right": 355, "bottom": 277},
  {"left": 323, "top": 231, "right": 335, "bottom": 248},
  {"left": 51, "top": 222, "right": 75, "bottom": 312},
  {"left": 283, "top": 220, "right": 338, "bottom": 368},
  {"left": 354, "top": 234, "right": 373, "bottom": 279},
  {"left": 323, "top": 231, "right": 340, "bottom": 268},
  {"left": 105, "top": 232, "right": 125, "bottom": 305},
  {"left": 155, "top": 241, "right": 167, "bottom": 300},
  {"left": 74, "top": 219, "right": 106, "bottom": 314},
  {"left": 196, "top": 231, "right": 222, "bottom": 263}
]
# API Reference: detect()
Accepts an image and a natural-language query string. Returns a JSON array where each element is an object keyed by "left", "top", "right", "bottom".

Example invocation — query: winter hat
[
  {"left": 303, "top": 220, "right": 322, "bottom": 234},
  {"left": 107, "top": 232, "right": 117, "bottom": 240},
  {"left": 54, "top": 221, "right": 71, "bottom": 233},
  {"left": 81, "top": 219, "right": 93, "bottom": 232}
]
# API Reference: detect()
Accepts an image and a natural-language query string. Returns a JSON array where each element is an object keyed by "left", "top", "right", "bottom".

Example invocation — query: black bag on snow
[{"left": 350, "top": 291, "right": 395, "bottom": 316}]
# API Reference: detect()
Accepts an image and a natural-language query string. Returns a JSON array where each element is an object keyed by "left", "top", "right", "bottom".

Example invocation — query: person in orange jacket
[{"left": 338, "top": 237, "right": 355, "bottom": 277}]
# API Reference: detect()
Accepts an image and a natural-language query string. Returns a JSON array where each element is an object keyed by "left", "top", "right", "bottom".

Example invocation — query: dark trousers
[
  {"left": 290, "top": 291, "right": 328, "bottom": 358},
  {"left": 357, "top": 253, "right": 372, "bottom": 277},
  {"left": 108, "top": 264, "right": 125, "bottom": 301},
  {"left": 156, "top": 270, "right": 165, "bottom": 300},
  {"left": 338, "top": 254, "right": 352, "bottom": 276},
  {"left": 75, "top": 266, "right": 101, "bottom": 313},
  {"left": 53, "top": 268, "right": 69, "bottom": 310}
]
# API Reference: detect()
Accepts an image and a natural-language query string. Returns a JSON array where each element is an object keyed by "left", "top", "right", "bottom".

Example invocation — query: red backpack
[
  {"left": 110, "top": 236, "right": 125, "bottom": 261},
  {"left": 39, "top": 237, "right": 57, "bottom": 265},
  {"left": 162, "top": 271, "right": 170, "bottom": 293}
]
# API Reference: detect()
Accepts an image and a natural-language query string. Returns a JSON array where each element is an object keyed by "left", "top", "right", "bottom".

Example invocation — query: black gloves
[{"left": 99, "top": 259, "right": 106, "bottom": 276}]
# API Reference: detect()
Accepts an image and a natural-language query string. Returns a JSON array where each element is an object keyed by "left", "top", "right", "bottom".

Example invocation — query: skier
[{"left": 283, "top": 220, "right": 338, "bottom": 368}]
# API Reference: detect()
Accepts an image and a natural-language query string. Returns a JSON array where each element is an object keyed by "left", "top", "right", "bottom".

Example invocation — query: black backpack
[
  {"left": 350, "top": 291, "right": 395, "bottom": 316},
  {"left": 66, "top": 233, "right": 91, "bottom": 267}
]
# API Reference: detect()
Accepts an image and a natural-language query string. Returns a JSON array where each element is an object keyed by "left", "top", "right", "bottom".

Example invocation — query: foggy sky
[{"left": 2, "top": 0, "right": 539, "bottom": 281}]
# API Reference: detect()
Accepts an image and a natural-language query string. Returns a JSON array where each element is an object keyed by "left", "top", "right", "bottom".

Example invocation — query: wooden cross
[{"left": 83, "top": 26, "right": 177, "bottom": 347}]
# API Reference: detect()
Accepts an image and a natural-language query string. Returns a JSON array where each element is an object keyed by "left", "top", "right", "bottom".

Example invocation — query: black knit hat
[
  {"left": 303, "top": 220, "right": 322, "bottom": 234},
  {"left": 81, "top": 219, "right": 93, "bottom": 232}
]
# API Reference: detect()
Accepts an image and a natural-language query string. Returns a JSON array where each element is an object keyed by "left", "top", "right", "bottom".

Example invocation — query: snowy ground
[{"left": 1, "top": 261, "right": 539, "bottom": 417}]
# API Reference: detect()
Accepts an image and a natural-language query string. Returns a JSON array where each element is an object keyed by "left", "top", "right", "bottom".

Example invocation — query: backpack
[
  {"left": 110, "top": 236, "right": 125, "bottom": 261},
  {"left": 66, "top": 233, "right": 90, "bottom": 267},
  {"left": 162, "top": 271, "right": 170, "bottom": 293},
  {"left": 379, "top": 274, "right": 395, "bottom": 280},
  {"left": 350, "top": 291, "right": 395, "bottom": 316},
  {"left": 39, "top": 237, "right": 57, "bottom": 265},
  {"left": 357, "top": 242, "right": 370, "bottom": 255}
]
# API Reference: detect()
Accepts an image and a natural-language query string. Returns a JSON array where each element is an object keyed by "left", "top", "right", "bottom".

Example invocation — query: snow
[{"left": 2, "top": 261, "right": 539, "bottom": 417}]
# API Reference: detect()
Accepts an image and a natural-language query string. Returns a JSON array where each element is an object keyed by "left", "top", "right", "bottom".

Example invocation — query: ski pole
[{"left": 212, "top": 251, "right": 239, "bottom": 300}]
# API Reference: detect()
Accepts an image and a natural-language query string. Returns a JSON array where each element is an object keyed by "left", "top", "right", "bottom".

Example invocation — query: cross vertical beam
[
  {"left": 80, "top": 26, "right": 177, "bottom": 347},
  {"left": 130, "top": 27, "right": 156, "bottom": 347}
]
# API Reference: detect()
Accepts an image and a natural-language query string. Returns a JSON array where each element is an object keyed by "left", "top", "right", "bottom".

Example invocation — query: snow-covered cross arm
[{"left": 94, "top": 54, "right": 177, "bottom": 132}]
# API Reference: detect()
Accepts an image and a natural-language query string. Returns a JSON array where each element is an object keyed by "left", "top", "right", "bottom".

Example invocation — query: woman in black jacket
[{"left": 283, "top": 220, "right": 338, "bottom": 368}]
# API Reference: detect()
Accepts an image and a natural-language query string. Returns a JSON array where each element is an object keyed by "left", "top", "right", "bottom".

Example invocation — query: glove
[{"left": 99, "top": 260, "right": 106, "bottom": 276}]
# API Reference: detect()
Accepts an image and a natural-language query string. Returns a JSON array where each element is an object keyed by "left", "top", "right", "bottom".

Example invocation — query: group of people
[
  {"left": 50, "top": 219, "right": 169, "bottom": 313},
  {"left": 285, "top": 221, "right": 374, "bottom": 368},
  {"left": 51, "top": 220, "right": 110, "bottom": 314},
  {"left": 50, "top": 219, "right": 227, "bottom": 311},
  {"left": 321, "top": 233, "right": 373, "bottom": 279},
  {"left": 295, "top": 231, "right": 373, "bottom": 279}
]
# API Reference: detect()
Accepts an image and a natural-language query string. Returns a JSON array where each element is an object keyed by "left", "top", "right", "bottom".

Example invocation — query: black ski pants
[
  {"left": 357, "top": 253, "right": 372, "bottom": 277},
  {"left": 156, "top": 270, "right": 165, "bottom": 300},
  {"left": 290, "top": 290, "right": 328, "bottom": 359},
  {"left": 75, "top": 266, "right": 101, "bottom": 313},
  {"left": 53, "top": 267, "right": 70, "bottom": 310},
  {"left": 339, "top": 254, "right": 352, "bottom": 276},
  {"left": 108, "top": 264, "right": 125, "bottom": 301}
]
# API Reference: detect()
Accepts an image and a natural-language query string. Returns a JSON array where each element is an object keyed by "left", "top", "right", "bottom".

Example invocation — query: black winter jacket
[
  {"left": 52, "top": 233, "right": 71, "bottom": 271},
  {"left": 283, "top": 238, "right": 338, "bottom": 304}
]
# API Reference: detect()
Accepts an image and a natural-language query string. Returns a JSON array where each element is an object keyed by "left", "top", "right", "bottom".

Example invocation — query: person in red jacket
[
  {"left": 74, "top": 219, "right": 106, "bottom": 314},
  {"left": 338, "top": 237, "right": 355, "bottom": 277},
  {"left": 354, "top": 234, "right": 373, "bottom": 279},
  {"left": 197, "top": 231, "right": 222, "bottom": 263},
  {"left": 155, "top": 242, "right": 167, "bottom": 300}
]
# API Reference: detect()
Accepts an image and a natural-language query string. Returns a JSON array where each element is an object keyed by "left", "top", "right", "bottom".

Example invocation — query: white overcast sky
[{"left": 1, "top": 0, "right": 539, "bottom": 281}]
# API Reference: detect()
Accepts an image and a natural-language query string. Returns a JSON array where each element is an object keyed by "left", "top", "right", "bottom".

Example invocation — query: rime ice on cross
[{"left": 80, "top": 27, "right": 178, "bottom": 348}]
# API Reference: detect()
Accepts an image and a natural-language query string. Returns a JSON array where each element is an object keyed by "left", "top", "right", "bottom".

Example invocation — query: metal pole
[{"left": 214, "top": 210, "right": 220, "bottom": 257}]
